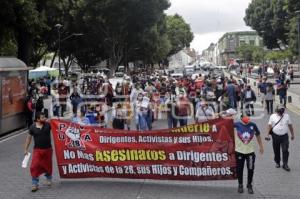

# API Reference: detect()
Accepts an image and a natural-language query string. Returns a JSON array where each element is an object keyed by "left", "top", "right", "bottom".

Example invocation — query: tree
[
  {"left": 237, "top": 44, "right": 256, "bottom": 63},
  {"left": 286, "top": 0, "right": 300, "bottom": 58},
  {"left": 244, "top": 0, "right": 289, "bottom": 50},
  {"left": 265, "top": 50, "right": 293, "bottom": 62},
  {"left": 166, "top": 14, "right": 194, "bottom": 56},
  {"left": 131, "top": 15, "right": 171, "bottom": 65},
  {"left": 252, "top": 46, "right": 265, "bottom": 63},
  {"left": 80, "top": 0, "right": 170, "bottom": 69},
  {"left": 0, "top": 0, "right": 77, "bottom": 66}
]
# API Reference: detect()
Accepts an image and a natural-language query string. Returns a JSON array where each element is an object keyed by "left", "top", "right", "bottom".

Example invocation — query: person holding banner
[
  {"left": 24, "top": 112, "right": 53, "bottom": 192},
  {"left": 234, "top": 116, "right": 264, "bottom": 194}
]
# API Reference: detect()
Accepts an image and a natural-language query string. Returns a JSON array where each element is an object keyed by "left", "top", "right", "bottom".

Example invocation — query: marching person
[
  {"left": 24, "top": 112, "right": 53, "bottom": 192},
  {"left": 234, "top": 115, "right": 264, "bottom": 194},
  {"left": 242, "top": 85, "right": 256, "bottom": 116},
  {"left": 257, "top": 77, "right": 268, "bottom": 108},
  {"left": 195, "top": 100, "right": 215, "bottom": 123},
  {"left": 265, "top": 83, "right": 275, "bottom": 115},
  {"left": 58, "top": 81, "right": 69, "bottom": 117},
  {"left": 112, "top": 103, "right": 126, "bottom": 130},
  {"left": 266, "top": 105, "right": 295, "bottom": 171},
  {"left": 277, "top": 81, "right": 288, "bottom": 107},
  {"left": 176, "top": 91, "right": 191, "bottom": 127}
]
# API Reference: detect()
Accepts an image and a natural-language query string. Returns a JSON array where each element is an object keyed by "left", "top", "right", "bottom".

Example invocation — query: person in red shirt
[{"left": 176, "top": 91, "right": 191, "bottom": 126}]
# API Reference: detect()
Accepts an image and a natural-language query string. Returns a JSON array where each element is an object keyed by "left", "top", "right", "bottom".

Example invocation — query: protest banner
[{"left": 51, "top": 118, "right": 236, "bottom": 180}]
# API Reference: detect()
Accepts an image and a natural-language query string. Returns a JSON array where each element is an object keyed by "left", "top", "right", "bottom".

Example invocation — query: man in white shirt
[
  {"left": 195, "top": 100, "right": 215, "bottom": 123},
  {"left": 266, "top": 105, "right": 295, "bottom": 171}
]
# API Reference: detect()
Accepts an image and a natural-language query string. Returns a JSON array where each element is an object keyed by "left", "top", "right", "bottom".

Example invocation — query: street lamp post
[
  {"left": 55, "top": 24, "right": 63, "bottom": 76},
  {"left": 55, "top": 24, "right": 83, "bottom": 77},
  {"left": 296, "top": 11, "right": 300, "bottom": 72}
]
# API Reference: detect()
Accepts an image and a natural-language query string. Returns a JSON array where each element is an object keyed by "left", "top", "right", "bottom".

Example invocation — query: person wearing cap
[
  {"left": 234, "top": 116, "right": 264, "bottom": 194},
  {"left": 266, "top": 105, "right": 295, "bottom": 171}
]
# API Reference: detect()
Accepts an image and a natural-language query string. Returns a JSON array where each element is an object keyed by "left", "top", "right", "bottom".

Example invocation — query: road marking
[{"left": 0, "top": 130, "right": 26, "bottom": 144}]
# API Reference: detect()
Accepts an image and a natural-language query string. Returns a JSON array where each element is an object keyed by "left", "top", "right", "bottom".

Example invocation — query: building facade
[
  {"left": 168, "top": 50, "right": 193, "bottom": 69},
  {"left": 217, "top": 31, "right": 263, "bottom": 65},
  {"left": 202, "top": 43, "right": 216, "bottom": 64}
]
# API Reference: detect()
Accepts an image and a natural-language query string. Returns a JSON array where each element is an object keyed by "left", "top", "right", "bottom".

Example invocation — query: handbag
[{"left": 269, "top": 115, "right": 284, "bottom": 135}]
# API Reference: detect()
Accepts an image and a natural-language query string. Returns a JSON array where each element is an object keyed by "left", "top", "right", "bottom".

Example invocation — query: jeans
[
  {"left": 280, "top": 96, "right": 287, "bottom": 107},
  {"left": 138, "top": 113, "right": 148, "bottom": 131},
  {"left": 179, "top": 118, "right": 188, "bottom": 127},
  {"left": 60, "top": 104, "right": 67, "bottom": 117},
  {"left": 265, "top": 100, "right": 273, "bottom": 114},
  {"left": 229, "top": 97, "right": 236, "bottom": 109},
  {"left": 146, "top": 111, "right": 153, "bottom": 130},
  {"left": 245, "top": 101, "right": 254, "bottom": 116},
  {"left": 32, "top": 174, "right": 52, "bottom": 185},
  {"left": 236, "top": 152, "right": 256, "bottom": 186},
  {"left": 272, "top": 134, "right": 289, "bottom": 165},
  {"left": 167, "top": 114, "right": 173, "bottom": 129},
  {"left": 53, "top": 106, "right": 59, "bottom": 117}
]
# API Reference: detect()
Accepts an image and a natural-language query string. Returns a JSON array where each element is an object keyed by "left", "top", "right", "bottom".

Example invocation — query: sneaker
[
  {"left": 45, "top": 179, "right": 52, "bottom": 186},
  {"left": 31, "top": 185, "right": 38, "bottom": 192},
  {"left": 238, "top": 184, "right": 244, "bottom": 193},
  {"left": 282, "top": 164, "right": 291, "bottom": 172},
  {"left": 247, "top": 184, "right": 254, "bottom": 194},
  {"left": 275, "top": 163, "right": 280, "bottom": 168}
]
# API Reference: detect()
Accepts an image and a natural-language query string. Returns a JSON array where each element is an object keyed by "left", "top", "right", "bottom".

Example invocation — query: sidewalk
[{"left": 226, "top": 71, "right": 300, "bottom": 114}]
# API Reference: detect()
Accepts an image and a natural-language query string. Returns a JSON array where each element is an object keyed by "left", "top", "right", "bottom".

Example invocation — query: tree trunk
[
  {"left": 50, "top": 51, "right": 57, "bottom": 68},
  {"left": 17, "top": 30, "right": 33, "bottom": 66}
]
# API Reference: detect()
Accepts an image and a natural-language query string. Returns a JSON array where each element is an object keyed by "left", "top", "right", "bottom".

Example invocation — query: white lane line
[{"left": 0, "top": 131, "right": 26, "bottom": 144}]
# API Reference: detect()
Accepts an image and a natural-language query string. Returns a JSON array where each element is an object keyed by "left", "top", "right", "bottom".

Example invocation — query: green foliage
[
  {"left": 265, "top": 50, "right": 293, "bottom": 61},
  {"left": 245, "top": 0, "right": 300, "bottom": 58},
  {"left": 244, "top": 0, "right": 288, "bottom": 49},
  {"left": 236, "top": 44, "right": 265, "bottom": 63},
  {"left": 0, "top": 0, "right": 194, "bottom": 71},
  {"left": 166, "top": 14, "right": 194, "bottom": 56}
]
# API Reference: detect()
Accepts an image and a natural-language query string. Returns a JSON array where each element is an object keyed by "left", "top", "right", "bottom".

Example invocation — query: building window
[
  {"left": 228, "top": 39, "right": 235, "bottom": 50},
  {"left": 249, "top": 40, "right": 255, "bottom": 46},
  {"left": 239, "top": 40, "right": 246, "bottom": 46}
]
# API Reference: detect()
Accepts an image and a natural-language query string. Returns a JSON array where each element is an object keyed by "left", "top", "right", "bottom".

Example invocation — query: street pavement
[
  {"left": 228, "top": 70, "right": 300, "bottom": 114},
  {"left": 1, "top": 102, "right": 300, "bottom": 199},
  {"left": 1, "top": 70, "right": 300, "bottom": 199}
]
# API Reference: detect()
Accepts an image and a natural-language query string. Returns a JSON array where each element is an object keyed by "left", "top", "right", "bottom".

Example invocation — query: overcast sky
[{"left": 166, "top": 0, "right": 252, "bottom": 53}]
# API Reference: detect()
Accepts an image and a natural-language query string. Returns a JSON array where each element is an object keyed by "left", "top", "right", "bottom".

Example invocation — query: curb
[{"left": 0, "top": 128, "right": 28, "bottom": 143}]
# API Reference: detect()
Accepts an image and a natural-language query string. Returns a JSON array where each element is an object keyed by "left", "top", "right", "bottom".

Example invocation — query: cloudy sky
[{"left": 166, "top": 0, "right": 252, "bottom": 53}]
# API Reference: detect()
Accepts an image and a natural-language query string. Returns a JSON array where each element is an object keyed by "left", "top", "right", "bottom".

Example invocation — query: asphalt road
[{"left": 1, "top": 102, "right": 300, "bottom": 199}]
